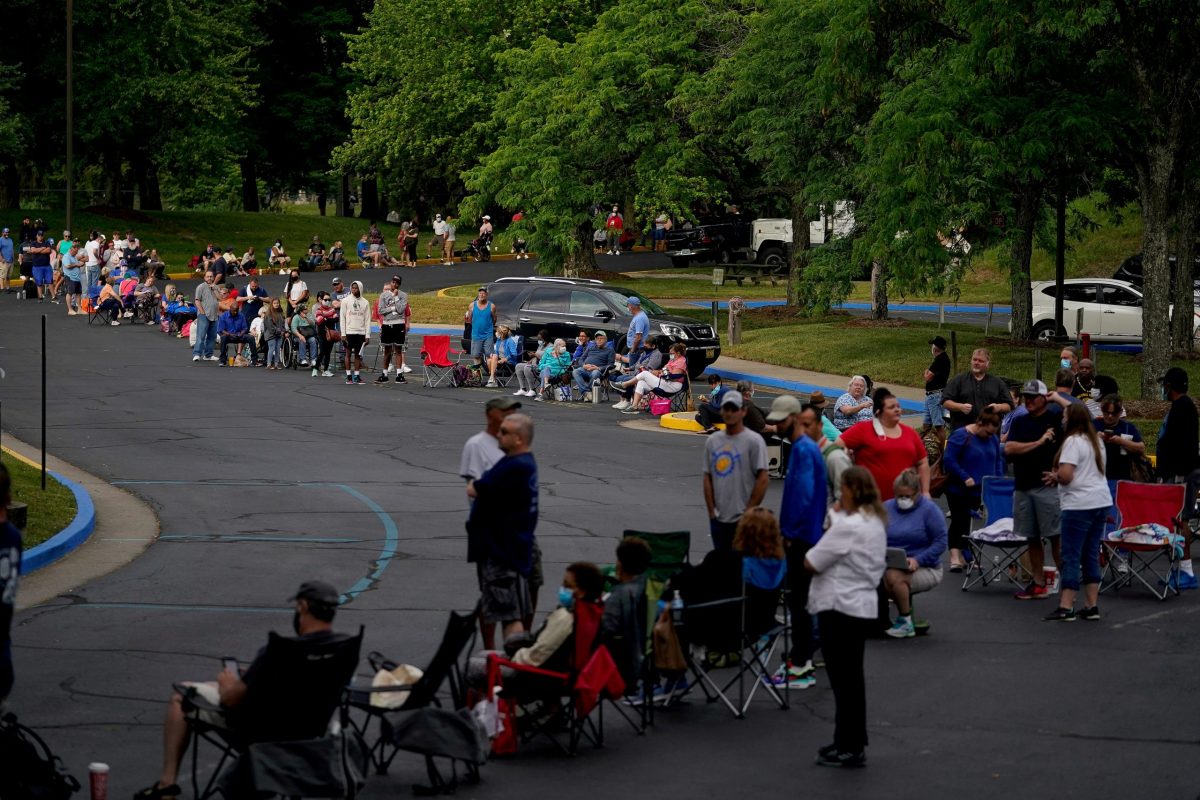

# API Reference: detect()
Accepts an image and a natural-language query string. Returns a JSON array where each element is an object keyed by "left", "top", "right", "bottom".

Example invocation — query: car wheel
[
  {"left": 758, "top": 246, "right": 785, "bottom": 267},
  {"left": 670, "top": 256, "right": 691, "bottom": 268},
  {"left": 1032, "top": 321, "right": 1058, "bottom": 343}
]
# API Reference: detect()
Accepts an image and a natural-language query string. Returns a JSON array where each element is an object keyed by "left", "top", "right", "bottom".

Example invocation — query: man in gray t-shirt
[
  {"left": 702, "top": 392, "right": 769, "bottom": 550},
  {"left": 191, "top": 271, "right": 220, "bottom": 361}
]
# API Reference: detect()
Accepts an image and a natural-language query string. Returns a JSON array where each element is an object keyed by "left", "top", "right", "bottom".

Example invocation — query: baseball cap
[
  {"left": 594, "top": 330, "right": 607, "bottom": 338},
  {"left": 1020, "top": 379, "right": 1048, "bottom": 396},
  {"left": 1159, "top": 366, "right": 1189, "bottom": 389},
  {"left": 809, "top": 390, "right": 827, "bottom": 407},
  {"left": 290, "top": 580, "right": 339, "bottom": 606},
  {"left": 482, "top": 215, "right": 491, "bottom": 220},
  {"left": 720, "top": 392, "right": 744, "bottom": 409},
  {"left": 485, "top": 396, "right": 521, "bottom": 412},
  {"left": 626, "top": 296, "right": 641, "bottom": 306},
  {"left": 1, "top": 228, "right": 7, "bottom": 234},
  {"left": 331, "top": 276, "right": 343, "bottom": 284},
  {"left": 929, "top": 335, "right": 948, "bottom": 349},
  {"left": 765, "top": 395, "right": 803, "bottom": 422}
]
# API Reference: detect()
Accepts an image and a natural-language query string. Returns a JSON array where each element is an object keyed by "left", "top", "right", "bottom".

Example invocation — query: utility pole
[{"left": 66, "top": 0, "right": 74, "bottom": 232}]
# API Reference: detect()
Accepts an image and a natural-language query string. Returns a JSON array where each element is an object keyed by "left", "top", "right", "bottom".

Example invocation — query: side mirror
[{"left": 594, "top": 309, "right": 613, "bottom": 319}]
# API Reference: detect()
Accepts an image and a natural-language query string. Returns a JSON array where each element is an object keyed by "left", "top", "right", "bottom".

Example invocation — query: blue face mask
[
  {"left": 1060, "top": 358, "right": 1072, "bottom": 369},
  {"left": 557, "top": 586, "right": 575, "bottom": 610}
]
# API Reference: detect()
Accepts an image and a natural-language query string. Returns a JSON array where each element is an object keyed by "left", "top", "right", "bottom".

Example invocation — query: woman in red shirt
[{"left": 838, "top": 388, "right": 930, "bottom": 501}]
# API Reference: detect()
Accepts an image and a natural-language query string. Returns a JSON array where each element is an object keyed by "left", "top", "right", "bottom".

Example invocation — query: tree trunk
[
  {"left": 786, "top": 194, "right": 811, "bottom": 308},
  {"left": 316, "top": 193, "right": 327, "bottom": 217},
  {"left": 869, "top": 261, "right": 888, "bottom": 320},
  {"left": 1137, "top": 151, "right": 1177, "bottom": 397},
  {"left": 136, "top": 158, "right": 163, "bottom": 211},
  {"left": 340, "top": 174, "right": 352, "bottom": 217},
  {"left": 240, "top": 158, "right": 260, "bottom": 212},
  {"left": 102, "top": 155, "right": 122, "bottom": 207},
  {"left": 1008, "top": 184, "right": 1041, "bottom": 341},
  {"left": 558, "top": 224, "right": 598, "bottom": 278},
  {"left": 359, "top": 174, "right": 379, "bottom": 219},
  {"left": 0, "top": 161, "right": 19, "bottom": 209},
  {"left": 1171, "top": 185, "right": 1197, "bottom": 353}
]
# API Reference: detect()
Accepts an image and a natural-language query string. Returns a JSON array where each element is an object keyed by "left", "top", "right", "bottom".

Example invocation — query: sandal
[
  {"left": 133, "top": 783, "right": 181, "bottom": 799},
  {"left": 949, "top": 562, "right": 965, "bottom": 573}
]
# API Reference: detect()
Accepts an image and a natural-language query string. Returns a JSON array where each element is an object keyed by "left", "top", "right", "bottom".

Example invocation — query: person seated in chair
[
  {"left": 135, "top": 276, "right": 162, "bottom": 323},
  {"left": 623, "top": 342, "right": 687, "bottom": 414},
  {"left": 600, "top": 537, "right": 652, "bottom": 692},
  {"left": 238, "top": 247, "right": 256, "bottom": 276},
  {"left": 327, "top": 241, "right": 347, "bottom": 270},
  {"left": 695, "top": 373, "right": 731, "bottom": 433},
  {"left": 610, "top": 336, "right": 665, "bottom": 410},
  {"left": 217, "top": 302, "right": 258, "bottom": 365},
  {"left": 881, "top": 469, "right": 947, "bottom": 639},
  {"left": 486, "top": 325, "right": 521, "bottom": 388},
  {"left": 302, "top": 236, "right": 326, "bottom": 271},
  {"left": 535, "top": 339, "right": 573, "bottom": 401},
  {"left": 96, "top": 275, "right": 123, "bottom": 325},
  {"left": 133, "top": 581, "right": 346, "bottom": 800},
  {"left": 571, "top": 330, "right": 616, "bottom": 401}
]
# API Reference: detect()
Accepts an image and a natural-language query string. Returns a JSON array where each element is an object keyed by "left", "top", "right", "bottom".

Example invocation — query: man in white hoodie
[{"left": 340, "top": 280, "right": 372, "bottom": 384}]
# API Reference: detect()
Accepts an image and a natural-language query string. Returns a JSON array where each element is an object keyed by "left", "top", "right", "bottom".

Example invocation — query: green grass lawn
[
  {"left": 8, "top": 206, "right": 514, "bottom": 275},
  {"left": 2, "top": 453, "right": 78, "bottom": 549}
]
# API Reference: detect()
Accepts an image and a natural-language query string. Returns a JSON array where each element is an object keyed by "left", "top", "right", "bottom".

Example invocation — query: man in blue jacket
[
  {"left": 572, "top": 330, "right": 616, "bottom": 401},
  {"left": 217, "top": 304, "right": 258, "bottom": 365},
  {"left": 765, "top": 395, "right": 827, "bottom": 690}
]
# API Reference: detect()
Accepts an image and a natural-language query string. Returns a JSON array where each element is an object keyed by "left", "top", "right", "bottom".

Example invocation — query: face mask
[
  {"left": 1060, "top": 359, "right": 1072, "bottom": 369},
  {"left": 557, "top": 586, "right": 575, "bottom": 610},
  {"left": 896, "top": 497, "right": 915, "bottom": 511},
  {"left": 1162, "top": 386, "right": 1170, "bottom": 401}
]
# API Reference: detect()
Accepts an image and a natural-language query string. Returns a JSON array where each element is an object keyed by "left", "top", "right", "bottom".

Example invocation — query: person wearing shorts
[
  {"left": 374, "top": 276, "right": 409, "bottom": 384},
  {"left": 442, "top": 215, "right": 457, "bottom": 265},
  {"left": 0, "top": 227, "right": 13, "bottom": 293},
  {"left": 465, "top": 286, "right": 497, "bottom": 370},
  {"left": 1004, "top": 380, "right": 1064, "bottom": 600},
  {"left": 338, "top": 280, "right": 372, "bottom": 384},
  {"left": 24, "top": 231, "right": 54, "bottom": 300}
]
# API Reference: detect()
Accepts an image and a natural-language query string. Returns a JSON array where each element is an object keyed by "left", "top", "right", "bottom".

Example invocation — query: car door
[
  {"left": 1097, "top": 283, "right": 1143, "bottom": 340},
  {"left": 568, "top": 290, "right": 615, "bottom": 338},
  {"left": 1059, "top": 283, "right": 1101, "bottom": 336},
  {"left": 518, "top": 287, "right": 572, "bottom": 343}
]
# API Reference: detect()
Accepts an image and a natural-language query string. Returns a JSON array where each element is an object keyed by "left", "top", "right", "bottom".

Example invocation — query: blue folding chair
[{"left": 962, "top": 476, "right": 1032, "bottom": 591}]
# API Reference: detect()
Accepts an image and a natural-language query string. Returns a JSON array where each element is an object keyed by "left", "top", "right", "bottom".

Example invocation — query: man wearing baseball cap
[
  {"left": 923, "top": 336, "right": 952, "bottom": 445},
  {"left": 702, "top": 391, "right": 769, "bottom": 551},
  {"left": 136, "top": 580, "right": 348, "bottom": 800},
  {"left": 1004, "top": 379, "right": 1063, "bottom": 600},
  {"left": 0, "top": 228, "right": 12, "bottom": 293},
  {"left": 571, "top": 330, "right": 616, "bottom": 401},
  {"left": 625, "top": 295, "right": 649, "bottom": 355},
  {"left": 1160, "top": 367, "right": 1200, "bottom": 588}
]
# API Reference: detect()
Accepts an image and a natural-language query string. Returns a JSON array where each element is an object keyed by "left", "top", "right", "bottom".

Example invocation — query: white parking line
[{"left": 1111, "top": 604, "right": 1200, "bottom": 629}]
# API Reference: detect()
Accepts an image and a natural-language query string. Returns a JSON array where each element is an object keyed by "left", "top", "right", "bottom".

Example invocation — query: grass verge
[{"left": 2, "top": 452, "right": 78, "bottom": 549}]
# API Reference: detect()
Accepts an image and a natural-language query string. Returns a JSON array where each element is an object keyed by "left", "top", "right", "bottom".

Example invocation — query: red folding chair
[
  {"left": 1101, "top": 481, "right": 1186, "bottom": 600},
  {"left": 420, "top": 334, "right": 467, "bottom": 388},
  {"left": 485, "top": 600, "right": 624, "bottom": 755}
]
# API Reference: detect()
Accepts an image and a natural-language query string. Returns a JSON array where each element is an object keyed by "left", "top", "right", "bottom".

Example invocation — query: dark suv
[
  {"left": 484, "top": 277, "right": 721, "bottom": 377},
  {"left": 664, "top": 218, "right": 751, "bottom": 268},
  {"left": 1113, "top": 252, "right": 1200, "bottom": 305}
]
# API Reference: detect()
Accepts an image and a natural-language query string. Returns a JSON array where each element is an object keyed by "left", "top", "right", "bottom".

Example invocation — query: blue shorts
[
  {"left": 33, "top": 266, "right": 53, "bottom": 285},
  {"left": 470, "top": 337, "right": 493, "bottom": 358}
]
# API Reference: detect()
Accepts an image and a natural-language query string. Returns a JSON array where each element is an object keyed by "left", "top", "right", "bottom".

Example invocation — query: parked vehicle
[
  {"left": 1023, "top": 277, "right": 1200, "bottom": 344},
  {"left": 1111, "top": 252, "right": 1200, "bottom": 305},
  {"left": 484, "top": 276, "right": 721, "bottom": 377},
  {"left": 664, "top": 218, "right": 750, "bottom": 267}
]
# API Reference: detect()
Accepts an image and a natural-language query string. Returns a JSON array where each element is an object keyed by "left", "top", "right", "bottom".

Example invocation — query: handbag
[
  {"left": 652, "top": 607, "right": 686, "bottom": 671},
  {"left": 648, "top": 396, "right": 673, "bottom": 416},
  {"left": 324, "top": 327, "right": 342, "bottom": 343}
]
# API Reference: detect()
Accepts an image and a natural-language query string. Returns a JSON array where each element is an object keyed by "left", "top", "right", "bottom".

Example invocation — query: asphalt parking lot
[{"left": 1, "top": 282, "right": 1198, "bottom": 799}]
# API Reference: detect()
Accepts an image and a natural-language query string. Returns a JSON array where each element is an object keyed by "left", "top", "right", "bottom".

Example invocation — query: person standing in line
[
  {"left": 191, "top": 271, "right": 220, "bottom": 362},
  {"left": 442, "top": 214, "right": 458, "bottom": 265},
  {"left": 764, "top": 396, "right": 827, "bottom": 690},
  {"left": 1157, "top": 367, "right": 1199, "bottom": 589},
  {"left": 941, "top": 409, "right": 1005, "bottom": 571},
  {"left": 0, "top": 227, "right": 13, "bottom": 294},
  {"left": 804, "top": 466, "right": 887, "bottom": 768},
  {"left": 941, "top": 348, "right": 1012, "bottom": 430},
  {"left": 702, "top": 392, "right": 769, "bottom": 550},
  {"left": 465, "top": 286, "right": 497, "bottom": 373},
  {"left": 1043, "top": 403, "right": 1112, "bottom": 622},
  {"left": 375, "top": 276, "right": 410, "bottom": 384},
  {"left": 1004, "top": 380, "right": 1063, "bottom": 600},
  {"left": 605, "top": 205, "right": 624, "bottom": 254},
  {"left": 0, "top": 464, "right": 21, "bottom": 705},
  {"left": 802, "top": 404, "right": 852, "bottom": 504},
  {"left": 430, "top": 214, "right": 447, "bottom": 260},
  {"left": 922, "top": 336, "right": 951, "bottom": 446},
  {"left": 340, "top": 280, "right": 371, "bottom": 384},
  {"left": 467, "top": 413, "right": 540, "bottom": 651},
  {"left": 1094, "top": 396, "right": 1145, "bottom": 481}
]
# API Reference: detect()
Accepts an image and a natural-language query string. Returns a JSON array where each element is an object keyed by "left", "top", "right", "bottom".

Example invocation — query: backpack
[
  {"left": 0, "top": 712, "right": 81, "bottom": 799},
  {"left": 452, "top": 365, "right": 472, "bottom": 386},
  {"left": 23, "top": 277, "right": 37, "bottom": 299}
]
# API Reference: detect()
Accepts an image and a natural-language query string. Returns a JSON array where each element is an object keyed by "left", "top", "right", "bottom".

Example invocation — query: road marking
[
  {"left": 159, "top": 534, "right": 358, "bottom": 543},
  {"left": 1111, "top": 604, "right": 1200, "bottom": 629}
]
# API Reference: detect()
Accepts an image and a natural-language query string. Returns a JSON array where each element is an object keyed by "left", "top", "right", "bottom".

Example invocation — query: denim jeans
[
  {"left": 1058, "top": 506, "right": 1107, "bottom": 591},
  {"left": 923, "top": 390, "right": 944, "bottom": 427},
  {"left": 267, "top": 338, "right": 281, "bottom": 366},
  {"left": 297, "top": 335, "right": 318, "bottom": 363},
  {"left": 192, "top": 315, "right": 216, "bottom": 357},
  {"left": 573, "top": 367, "right": 602, "bottom": 395}
]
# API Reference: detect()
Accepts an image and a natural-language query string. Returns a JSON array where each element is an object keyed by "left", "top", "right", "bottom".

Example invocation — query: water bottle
[{"left": 671, "top": 594, "right": 683, "bottom": 626}]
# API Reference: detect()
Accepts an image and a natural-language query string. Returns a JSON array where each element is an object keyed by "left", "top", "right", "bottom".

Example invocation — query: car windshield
[{"left": 602, "top": 288, "right": 664, "bottom": 315}]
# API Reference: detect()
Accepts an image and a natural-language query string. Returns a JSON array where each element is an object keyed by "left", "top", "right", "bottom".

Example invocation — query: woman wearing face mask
[
  {"left": 535, "top": 338, "right": 573, "bottom": 401},
  {"left": 313, "top": 291, "right": 339, "bottom": 377},
  {"left": 881, "top": 470, "right": 948, "bottom": 638},
  {"left": 942, "top": 408, "right": 1006, "bottom": 570}
]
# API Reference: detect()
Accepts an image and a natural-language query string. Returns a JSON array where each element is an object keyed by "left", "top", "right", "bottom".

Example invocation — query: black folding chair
[
  {"left": 178, "top": 627, "right": 364, "bottom": 800},
  {"left": 345, "top": 610, "right": 478, "bottom": 791}
]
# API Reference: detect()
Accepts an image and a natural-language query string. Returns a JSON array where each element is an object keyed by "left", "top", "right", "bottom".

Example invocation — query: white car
[{"left": 1026, "top": 278, "right": 1200, "bottom": 343}]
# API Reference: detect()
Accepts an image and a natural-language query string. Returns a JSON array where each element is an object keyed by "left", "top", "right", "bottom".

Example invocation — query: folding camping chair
[
  {"left": 492, "top": 335, "right": 522, "bottom": 388},
  {"left": 672, "top": 555, "right": 789, "bottom": 719},
  {"left": 961, "top": 476, "right": 1033, "bottom": 591},
  {"left": 83, "top": 284, "right": 105, "bottom": 325},
  {"left": 420, "top": 334, "right": 466, "bottom": 388},
  {"left": 652, "top": 372, "right": 692, "bottom": 413},
  {"left": 179, "top": 627, "right": 364, "bottom": 800},
  {"left": 1101, "top": 481, "right": 1186, "bottom": 600},
  {"left": 344, "top": 610, "right": 482, "bottom": 793},
  {"left": 486, "top": 599, "right": 625, "bottom": 756}
]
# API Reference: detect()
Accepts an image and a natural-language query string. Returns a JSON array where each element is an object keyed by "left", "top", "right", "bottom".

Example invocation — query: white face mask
[{"left": 896, "top": 497, "right": 915, "bottom": 511}]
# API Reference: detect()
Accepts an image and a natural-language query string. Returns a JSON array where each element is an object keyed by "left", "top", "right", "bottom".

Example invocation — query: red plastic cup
[{"left": 88, "top": 763, "right": 109, "bottom": 800}]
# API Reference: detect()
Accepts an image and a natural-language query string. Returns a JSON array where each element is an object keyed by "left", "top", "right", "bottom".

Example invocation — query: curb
[
  {"left": 699, "top": 365, "right": 924, "bottom": 413},
  {"left": 2, "top": 448, "right": 97, "bottom": 575}
]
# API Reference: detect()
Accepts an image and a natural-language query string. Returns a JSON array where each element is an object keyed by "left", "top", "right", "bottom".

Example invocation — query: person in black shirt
[
  {"left": 922, "top": 335, "right": 952, "bottom": 445},
  {"left": 941, "top": 347, "right": 1012, "bottom": 430},
  {"left": 1004, "top": 380, "right": 1063, "bottom": 600},
  {"left": 1093, "top": 396, "right": 1145, "bottom": 481},
  {"left": 1071, "top": 359, "right": 1118, "bottom": 412}
]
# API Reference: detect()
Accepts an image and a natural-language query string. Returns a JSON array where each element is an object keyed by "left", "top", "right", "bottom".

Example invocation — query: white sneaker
[
  {"left": 513, "top": 389, "right": 525, "bottom": 396},
  {"left": 400, "top": 364, "right": 412, "bottom": 373},
  {"left": 524, "top": 389, "right": 537, "bottom": 397},
  {"left": 612, "top": 400, "right": 631, "bottom": 410},
  {"left": 205, "top": 355, "right": 219, "bottom": 361},
  {"left": 486, "top": 379, "right": 498, "bottom": 387},
  {"left": 299, "top": 360, "right": 309, "bottom": 367},
  {"left": 110, "top": 320, "right": 120, "bottom": 326},
  {"left": 311, "top": 368, "right": 319, "bottom": 377},
  {"left": 322, "top": 370, "right": 334, "bottom": 377},
  {"left": 192, "top": 355, "right": 201, "bottom": 362}
]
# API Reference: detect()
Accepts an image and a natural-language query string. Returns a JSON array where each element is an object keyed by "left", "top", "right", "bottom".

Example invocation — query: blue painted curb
[
  {"left": 699, "top": 366, "right": 925, "bottom": 413},
  {"left": 20, "top": 470, "right": 97, "bottom": 575},
  {"left": 689, "top": 300, "right": 1013, "bottom": 314}
]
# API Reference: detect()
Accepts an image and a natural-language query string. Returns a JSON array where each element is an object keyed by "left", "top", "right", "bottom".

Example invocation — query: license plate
[{"left": 705, "top": 348, "right": 715, "bottom": 357}]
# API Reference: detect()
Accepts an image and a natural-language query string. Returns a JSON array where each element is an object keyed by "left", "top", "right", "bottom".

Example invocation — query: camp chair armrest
[
  {"left": 683, "top": 596, "right": 744, "bottom": 611},
  {"left": 173, "top": 683, "right": 223, "bottom": 714},
  {"left": 486, "top": 654, "right": 570, "bottom": 682},
  {"left": 348, "top": 682, "right": 420, "bottom": 694}
]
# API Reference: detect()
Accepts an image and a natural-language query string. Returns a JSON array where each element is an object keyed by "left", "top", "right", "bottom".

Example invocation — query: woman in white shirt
[
  {"left": 804, "top": 466, "right": 886, "bottom": 768},
  {"left": 1045, "top": 403, "right": 1112, "bottom": 622}
]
